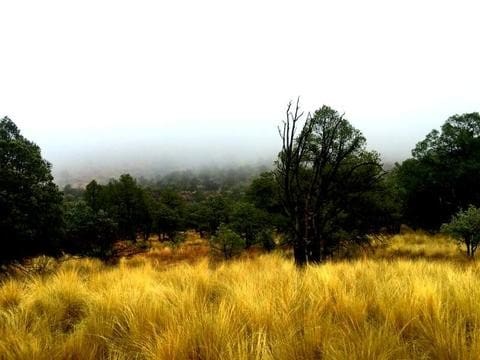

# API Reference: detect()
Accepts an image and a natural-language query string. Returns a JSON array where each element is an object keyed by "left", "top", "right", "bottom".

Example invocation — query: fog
[{"left": 1, "top": 0, "right": 479, "bottom": 185}]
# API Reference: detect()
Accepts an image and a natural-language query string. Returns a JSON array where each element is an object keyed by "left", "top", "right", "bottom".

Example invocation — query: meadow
[{"left": 1, "top": 233, "right": 479, "bottom": 360}]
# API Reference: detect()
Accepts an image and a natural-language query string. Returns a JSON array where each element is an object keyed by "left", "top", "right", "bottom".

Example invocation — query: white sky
[{"left": 1, "top": 0, "right": 479, "bottom": 180}]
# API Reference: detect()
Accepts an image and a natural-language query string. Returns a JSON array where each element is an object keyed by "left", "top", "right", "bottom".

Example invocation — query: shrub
[
  {"left": 256, "top": 229, "right": 276, "bottom": 252},
  {"left": 209, "top": 224, "right": 245, "bottom": 259},
  {"left": 441, "top": 205, "right": 480, "bottom": 258}
]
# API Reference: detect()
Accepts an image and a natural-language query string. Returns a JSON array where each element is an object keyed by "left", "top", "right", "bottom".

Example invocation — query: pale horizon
[{"left": 1, "top": 0, "right": 479, "bottom": 183}]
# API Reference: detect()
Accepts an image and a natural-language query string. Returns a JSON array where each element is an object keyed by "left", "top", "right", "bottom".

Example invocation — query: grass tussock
[
  {"left": 139, "top": 233, "right": 210, "bottom": 268},
  {"left": 370, "top": 231, "right": 466, "bottom": 262},
  {"left": 1, "top": 233, "right": 478, "bottom": 359}
]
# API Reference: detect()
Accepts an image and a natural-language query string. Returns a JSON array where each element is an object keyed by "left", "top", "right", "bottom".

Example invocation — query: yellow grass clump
[
  {"left": 370, "top": 231, "right": 466, "bottom": 261},
  {"left": 0, "top": 233, "right": 478, "bottom": 359}
]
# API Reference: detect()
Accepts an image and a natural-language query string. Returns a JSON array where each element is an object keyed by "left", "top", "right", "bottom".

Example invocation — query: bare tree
[{"left": 275, "top": 99, "right": 384, "bottom": 265}]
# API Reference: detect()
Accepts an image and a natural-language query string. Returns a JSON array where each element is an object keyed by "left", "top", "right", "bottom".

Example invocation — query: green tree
[
  {"left": 0, "top": 117, "right": 63, "bottom": 264},
  {"left": 209, "top": 224, "right": 245, "bottom": 259},
  {"left": 102, "top": 174, "right": 152, "bottom": 241},
  {"left": 441, "top": 205, "right": 480, "bottom": 258},
  {"left": 205, "top": 195, "right": 231, "bottom": 232},
  {"left": 275, "top": 101, "right": 387, "bottom": 265},
  {"left": 255, "top": 228, "right": 276, "bottom": 252},
  {"left": 64, "top": 200, "right": 118, "bottom": 259},
  {"left": 229, "top": 201, "right": 266, "bottom": 248},
  {"left": 395, "top": 112, "right": 480, "bottom": 229},
  {"left": 184, "top": 201, "right": 211, "bottom": 236},
  {"left": 151, "top": 187, "right": 185, "bottom": 241},
  {"left": 155, "top": 203, "right": 182, "bottom": 240},
  {"left": 185, "top": 194, "right": 231, "bottom": 236},
  {"left": 84, "top": 180, "right": 104, "bottom": 212},
  {"left": 247, "top": 171, "right": 288, "bottom": 232},
  {"left": 247, "top": 172, "right": 281, "bottom": 212},
  {"left": 63, "top": 184, "right": 84, "bottom": 202}
]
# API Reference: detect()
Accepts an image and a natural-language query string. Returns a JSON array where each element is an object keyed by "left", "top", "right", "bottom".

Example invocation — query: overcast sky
[{"left": 1, "top": 0, "right": 479, "bottom": 181}]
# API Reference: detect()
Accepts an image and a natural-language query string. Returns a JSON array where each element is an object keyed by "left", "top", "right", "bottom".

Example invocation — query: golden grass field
[{"left": 0, "top": 232, "right": 479, "bottom": 359}]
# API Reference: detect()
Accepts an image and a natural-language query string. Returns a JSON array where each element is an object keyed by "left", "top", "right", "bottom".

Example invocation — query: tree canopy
[
  {"left": 441, "top": 205, "right": 480, "bottom": 258},
  {"left": 0, "top": 117, "right": 63, "bottom": 264},
  {"left": 275, "top": 101, "right": 390, "bottom": 265},
  {"left": 395, "top": 112, "right": 480, "bottom": 229}
]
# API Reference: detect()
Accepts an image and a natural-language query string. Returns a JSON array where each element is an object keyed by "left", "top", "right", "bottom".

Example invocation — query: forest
[{"left": 2, "top": 102, "right": 480, "bottom": 266}]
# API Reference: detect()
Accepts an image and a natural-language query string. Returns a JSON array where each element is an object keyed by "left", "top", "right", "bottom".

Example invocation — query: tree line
[
  {"left": 63, "top": 174, "right": 279, "bottom": 259},
  {"left": 2, "top": 103, "right": 480, "bottom": 267}
]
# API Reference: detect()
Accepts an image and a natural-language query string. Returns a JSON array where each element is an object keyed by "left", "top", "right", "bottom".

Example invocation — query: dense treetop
[
  {"left": 0, "top": 117, "right": 63, "bottom": 264},
  {"left": 395, "top": 112, "right": 480, "bottom": 229}
]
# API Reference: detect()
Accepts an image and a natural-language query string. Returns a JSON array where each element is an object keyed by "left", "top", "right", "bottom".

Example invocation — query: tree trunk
[
  {"left": 293, "top": 240, "right": 307, "bottom": 266},
  {"left": 309, "top": 240, "right": 322, "bottom": 263},
  {"left": 307, "top": 209, "right": 322, "bottom": 263},
  {"left": 293, "top": 214, "right": 308, "bottom": 266}
]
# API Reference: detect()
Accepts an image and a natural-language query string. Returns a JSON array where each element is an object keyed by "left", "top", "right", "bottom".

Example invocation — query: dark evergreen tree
[
  {"left": 395, "top": 112, "right": 480, "bottom": 229},
  {"left": 0, "top": 117, "right": 63, "bottom": 264},
  {"left": 64, "top": 200, "right": 118, "bottom": 259}
]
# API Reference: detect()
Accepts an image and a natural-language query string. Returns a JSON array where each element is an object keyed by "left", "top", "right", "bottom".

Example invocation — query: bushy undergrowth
[{"left": 1, "top": 234, "right": 478, "bottom": 359}]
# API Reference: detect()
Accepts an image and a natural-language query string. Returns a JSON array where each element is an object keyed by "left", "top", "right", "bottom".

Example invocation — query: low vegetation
[{"left": 1, "top": 233, "right": 479, "bottom": 360}]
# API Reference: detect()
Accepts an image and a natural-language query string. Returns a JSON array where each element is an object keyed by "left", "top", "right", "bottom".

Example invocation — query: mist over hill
[
  {"left": 51, "top": 145, "right": 398, "bottom": 188},
  {"left": 33, "top": 109, "right": 450, "bottom": 187},
  {"left": 50, "top": 141, "right": 278, "bottom": 187}
]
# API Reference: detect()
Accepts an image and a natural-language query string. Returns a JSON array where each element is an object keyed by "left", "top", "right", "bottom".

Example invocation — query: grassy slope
[{"left": 1, "top": 233, "right": 479, "bottom": 359}]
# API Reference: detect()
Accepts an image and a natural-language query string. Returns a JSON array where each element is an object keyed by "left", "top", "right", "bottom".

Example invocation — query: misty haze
[
  {"left": 18, "top": 105, "right": 476, "bottom": 187},
  {"left": 2, "top": 1, "right": 478, "bottom": 187}
]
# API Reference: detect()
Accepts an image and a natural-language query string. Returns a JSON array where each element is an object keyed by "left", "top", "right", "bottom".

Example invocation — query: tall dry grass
[
  {"left": 369, "top": 231, "right": 466, "bottom": 261},
  {"left": 0, "top": 233, "right": 478, "bottom": 359}
]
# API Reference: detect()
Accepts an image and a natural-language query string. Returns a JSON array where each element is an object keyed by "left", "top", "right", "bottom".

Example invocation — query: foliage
[
  {"left": 441, "top": 205, "right": 480, "bottom": 257},
  {"left": 0, "top": 117, "right": 63, "bottom": 265},
  {"left": 181, "top": 194, "right": 228, "bottom": 237},
  {"left": 184, "top": 201, "right": 211, "bottom": 236},
  {"left": 255, "top": 228, "right": 276, "bottom": 252},
  {"left": 151, "top": 165, "right": 268, "bottom": 191},
  {"left": 229, "top": 201, "right": 266, "bottom": 248},
  {"left": 209, "top": 224, "right": 245, "bottom": 259},
  {"left": 108, "top": 174, "right": 152, "bottom": 240},
  {"left": 395, "top": 112, "right": 480, "bottom": 229},
  {"left": 84, "top": 180, "right": 103, "bottom": 212},
  {"left": 275, "top": 101, "right": 390, "bottom": 265},
  {"left": 84, "top": 175, "right": 152, "bottom": 241},
  {"left": 63, "top": 184, "right": 84, "bottom": 201},
  {"left": 246, "top": 171, "right": 287, "bottom": 232},
  {"left": 63, "top": 200, "right": 118, "bottom": 259},
  {"left": 188, "top": 195, "right": 232, "bottom": 236},
  {"left": 151, "top": 188, "right": 185, "bottom": 241}
]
